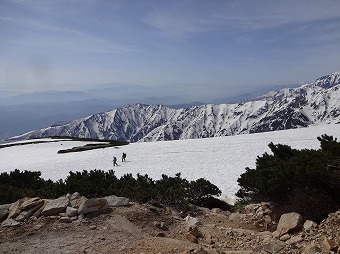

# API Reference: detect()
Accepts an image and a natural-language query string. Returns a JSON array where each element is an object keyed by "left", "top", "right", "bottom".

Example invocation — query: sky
[{"left": 1, "top": 0, "right": 340, "bottom": 100}]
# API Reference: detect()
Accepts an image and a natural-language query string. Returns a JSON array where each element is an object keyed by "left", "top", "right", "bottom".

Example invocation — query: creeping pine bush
[
  {"left": 236, "top": 134, "right": 340, "bottom": 222},
  {"left": 0, "top": 169, "right": 65, "bottom": 203},
  {"left": 0, "top": 169, "right": 222, "bottom": 212}
]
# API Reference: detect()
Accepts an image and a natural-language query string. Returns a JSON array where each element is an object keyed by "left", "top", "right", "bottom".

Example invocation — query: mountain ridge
[{"left": 5, "top": 71, "right": 340, "bottom": 143}]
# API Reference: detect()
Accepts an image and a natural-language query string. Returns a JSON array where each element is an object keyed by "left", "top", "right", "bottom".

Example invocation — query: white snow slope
[{"left": 1, "top": 124, "right": 339, "bottom": 203}]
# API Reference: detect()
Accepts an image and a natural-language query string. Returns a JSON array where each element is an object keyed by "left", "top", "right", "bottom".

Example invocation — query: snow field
[{"left": 1, "top": 124, "right": 339, "bottom": 203}]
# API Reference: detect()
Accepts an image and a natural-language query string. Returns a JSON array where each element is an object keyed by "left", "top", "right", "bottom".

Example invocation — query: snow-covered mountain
[{"left": 7, "top": 71, "right": 340, "bottom": 142}]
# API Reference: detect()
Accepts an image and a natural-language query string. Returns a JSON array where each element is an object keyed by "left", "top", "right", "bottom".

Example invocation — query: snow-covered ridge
[{"left": 6, "top": 71, "right": 340, "bottom": 142}]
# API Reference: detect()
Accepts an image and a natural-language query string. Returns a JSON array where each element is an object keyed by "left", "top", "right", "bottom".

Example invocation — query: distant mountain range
[{"left": 5, "top": 71, "right": 339, "bottom": 143}]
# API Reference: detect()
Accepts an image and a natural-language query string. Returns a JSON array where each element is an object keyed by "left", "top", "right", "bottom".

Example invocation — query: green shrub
[
  {"left": 236, "top": 134, "right": 340, "bottom": 222},
  {"left": 0, "top": 169, "right": 65, "bottom": 203},
  {"left": 0, "top": 169, "right": 222, "bottom": 212}
]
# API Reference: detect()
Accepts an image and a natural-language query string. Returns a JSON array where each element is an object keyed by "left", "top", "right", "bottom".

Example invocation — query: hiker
[
  {"left": 122, "top": 152, "right": 126, "bottom": 162},
  {"left": 113, "top": 156, "right": 118, "bottom": 166}
]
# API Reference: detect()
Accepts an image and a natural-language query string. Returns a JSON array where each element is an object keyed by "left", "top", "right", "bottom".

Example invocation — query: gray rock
[
  {"left": 1, "top": 218, "right": 22, "bottom": 227},
  {"left": 16, "top": 202, "right": 44, "bottom": 222},
  {"left": 184, "top": 215, "right": 202, "bottom": 227},
  {"left": 244, "top": 203, "right": 260, "bottom": 214},
  {"left": 303, "top": 220, "right": 317, "bottom": 230},
  {"left": 66, "top": 192, "right": 81, "bottom": 201},
  {"left": 66, "top": 206, "right": 78, "bottom": 217},
  {"left": 272, "top": 212, "right": 303, "bottom": 238},
  {"left": 103, "top": 195, "right": 129, "bottom": 207},
  {"left": 78, "top": 198, "right": 108, "bottom": 214},
  {"left": 229, "top": 212, "right": 246, "bottom": 222},
  {"left": 19, "top": 197, "right": 43, "bottom": 210},
  {"left": 41, "top": 197, "right": 69, "bottom": 216},
  {"left": 301, "top": 243, "right": 322, "bottom": 254},
  {"left": 262, "top": 239, "right": 286, "bottom": 253},
  {"left": 70, "top": 196, "right": 87, "bottom": 208},
  {"left": 0, "top": 203, "right": 12, "bottom": 221},
  {"left": 8, "top": 198, "right": 28, "bottom": 219},
  {"left": 59, "top": 216, "right": 72, "bottom": 223}
]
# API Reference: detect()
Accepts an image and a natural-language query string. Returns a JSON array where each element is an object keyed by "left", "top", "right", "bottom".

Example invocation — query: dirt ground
[
  {"left": 1, "top": 202, "right": 338, "bottom": 254},
  {"left": 0, "top": 202, "right": 258, "bottom": 254}
]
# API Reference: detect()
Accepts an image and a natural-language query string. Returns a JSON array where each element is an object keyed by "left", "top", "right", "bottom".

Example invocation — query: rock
[
  {"left": 66, "top": 192, "right": 81, "bottom": 201},
  {"left": 286, "top": 235, "right": 303, "bottom": 245},
  {"left": 303, "top": 220, "right": 317, "bottom": 231},
  {"left": 1, "top": 218, "right": 21, "bottom": 227},
  {"left": 321, "top": 237, "right": 338, "bottom": 251},
  {"left": 59, "top": 216, "right": 72, "bottom": 223},
  {"left": 301, "top": 243, "right": 322, "bottom": 254},
  {"left": 0, "top": 203, "right": 12, "bottom": 221},
  {"left": 41, "top": 197, "right": 69, "bottom": 216},
  {"left": 272, "top": 212, "right": 303, "bottom": 238},
  {"left": 185, "top": 215, "right": 201, "bottom": 227},
  {"left": 78, "top": 198, "right": 108, "bottom": 214},
  {"left": 70, "top": 196, "right": 87, "bottom": 208},
  {"left": 7, "top": 198, "right": 28, "bottom": 219},
  {"left": 279, "top": 234, "right": 290, "bottom": 241},
  {"left": 153, "top": 221, "right": 168, "bottom": 231},
  {"left": 89, "top": 225, "right": 97, "bottom": 230},
  {"left": 156, "top": 232, "right": 166, "bottom": 237},
  {"left": 104, "top": 195, "right": 129, "bottom": 207},
  {"left": 186, "top": 233, "right": 198, "bottom": 243},
  {"left": 66, "top": 206, "right": 78, "bottom": 217},
  {"left": 33, "top": 224, "right": 44, "bottom": 230},
  {"left": 229, "top": 212, "right": 246, "bottom": 222},
  {"left": 264, "top": 214, "right": 272, "bottom": 224},
  {"left": 188, "top": 226, "right": 201, "bottom": 238},
  {"left": 244, "top": 204, "right": 260, "bottom": 214},
  {"left": 262, "top": 239, "right": 285, "bottom": 253},
  {"left": 193, "top": 247, "right": 207, "bottom": 254},
  {"left": 16, "top": 202, "right": 44, "bottom": 222},
  {"left": 19, "top": 197, "right": 43, "bottom": 210}
]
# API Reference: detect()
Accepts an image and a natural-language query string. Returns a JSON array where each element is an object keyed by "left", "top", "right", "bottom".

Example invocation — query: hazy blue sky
[{"left": 1, "top": 0, "right": 340, "bottom": 99}]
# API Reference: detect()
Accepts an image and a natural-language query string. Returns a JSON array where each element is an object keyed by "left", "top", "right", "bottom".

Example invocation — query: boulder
[
  {"left": 19, "top": 197, "right": 43, "bottom": 210},
  {"left": 244, "top": 203, "right": 260, "bottom": 214},
  {"left": 78, "top": 198, "right": 108, "bottom": 214},
  {"left": 188, "top": 226, "right": 201, "bottom": 238},
  {"left": 16, "top": 202, "right": 44, "bottom": 222},
  {"left": 7, "top": 198, "right": 28, "bottom": 219},
  {"left": 66, "top": 206, "right": 78, "bottom": 217},
  {"left": 41, "top": 197, "right": 69, "bottom": 216},
  {"left": 1, "top": 218, "right": 21, "bottom": 227},
  {"left": 321, "top": 237, "right": 338, "bottom": 251},
  {"left": 184, "top": 215, "right": 202, "bottom": 228},
  {"left": 272, "top": 212, "right": 303, "bottom": 238},
  {"left": 262, "top": 239, "right": 285, "bottom": 253},
  {"left": 186, "top": 233, "right": 198, "bottom": 243},
  {"left": 103, "top": 195, "right": 129, "bottom": 207},
  {"left": 229, "top": 212, "right": 246, "bottom": 222},
  {"left": 70, "top": 196, "right": 87, "bottom": 208},
  {"left": 303, "top": 220, "right": 317, "bottom": 231},
  {"left": 0, "top": 203, "right": 12, "bottom": 221},
  {"left": 66, "top": 192, "right": 81, "bottom": 201}
]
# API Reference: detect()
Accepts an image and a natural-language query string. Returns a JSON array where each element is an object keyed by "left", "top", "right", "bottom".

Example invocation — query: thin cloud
[{"left": 144, "top": 0, "right": 340, "bottom": 40}]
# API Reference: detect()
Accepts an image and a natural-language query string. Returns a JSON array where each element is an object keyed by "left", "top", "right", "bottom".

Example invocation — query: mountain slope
[{"left": 6, "top": 71, "right": 340, "bottom": 142}]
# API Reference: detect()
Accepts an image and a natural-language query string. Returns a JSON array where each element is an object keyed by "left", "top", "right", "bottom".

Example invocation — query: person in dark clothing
[
  {"left": 122, "top": 152, "right": 126, "bottom": 162},
  {"left": 113, "top": 156, "right": 118, "bottom": 166}
]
